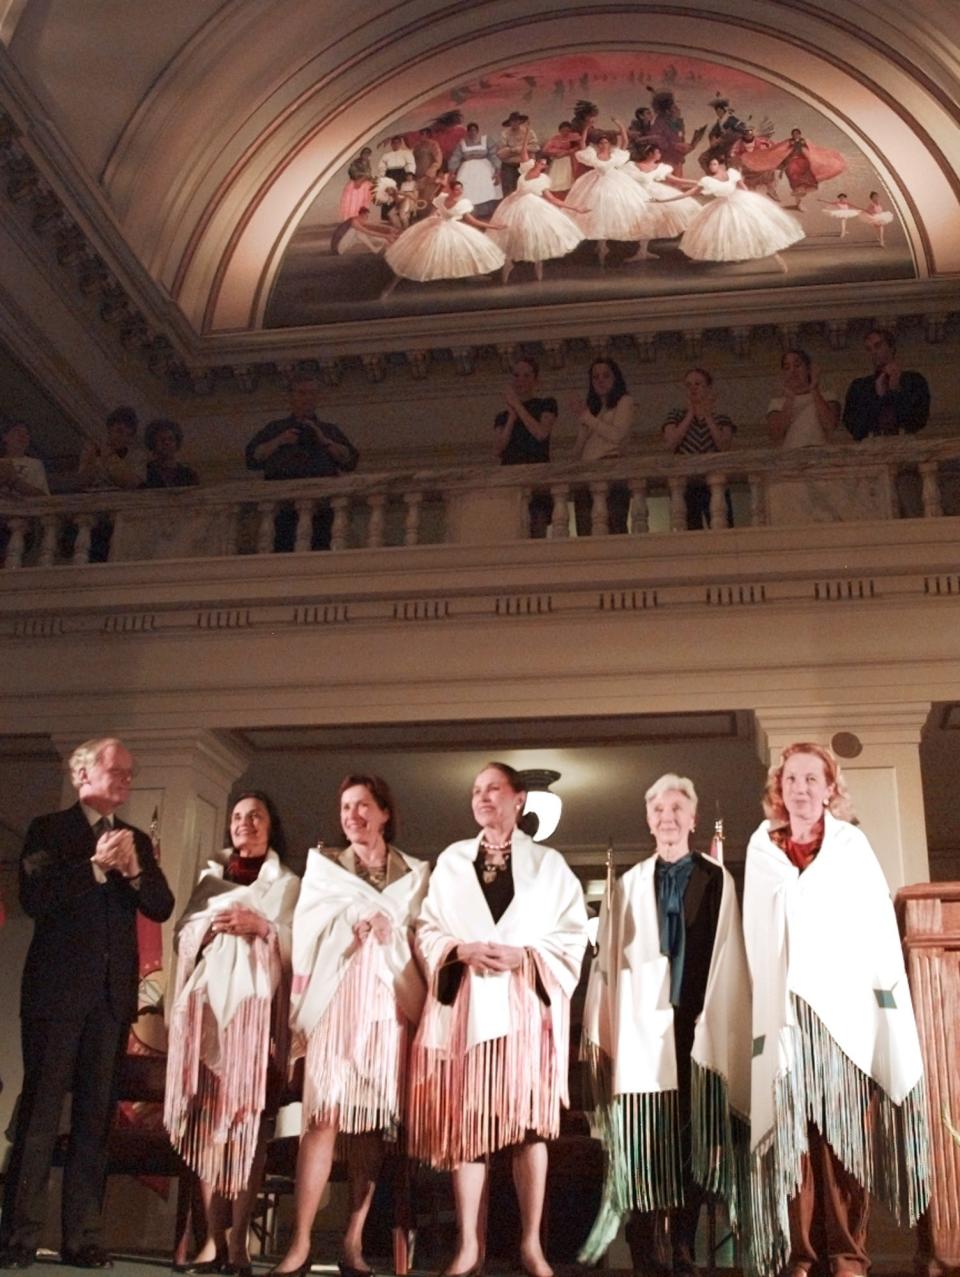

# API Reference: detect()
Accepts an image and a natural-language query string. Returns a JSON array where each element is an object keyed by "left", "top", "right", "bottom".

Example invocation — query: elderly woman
[
  {"left": 744, "top": 744, "right": 929, "bottom": 1277},
  {"left": 408, "top": 762, "right": 588, "bottom": 1277},
  {"left": 270, "top": 775, "right": 428, "bottom": 1277},
  {"left": 580, "top": 774, "right": 750, "bottom": 1277},
  {"left": 165, "top": 792, "right": 300, "bottom": 1276}
]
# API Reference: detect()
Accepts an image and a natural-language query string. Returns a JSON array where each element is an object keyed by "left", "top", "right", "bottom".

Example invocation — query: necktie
[{"left": 656, "top": 854, "right": 696, "bottom": 1007}]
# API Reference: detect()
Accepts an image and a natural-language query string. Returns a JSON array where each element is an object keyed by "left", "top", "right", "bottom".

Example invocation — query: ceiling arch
[{"left": 5, "top": 0, "right": 960, "bottom": 337}]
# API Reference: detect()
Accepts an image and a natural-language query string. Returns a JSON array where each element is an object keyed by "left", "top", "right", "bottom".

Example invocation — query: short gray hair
[
  {"left": 644, "top": 772, "right": 698, "bottom": 809},
  {"left": 67, "top": 736, "right": 123, "bottom": 787}
]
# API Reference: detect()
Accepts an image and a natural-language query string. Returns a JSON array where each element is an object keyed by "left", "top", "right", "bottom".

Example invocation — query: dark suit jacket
[{"left": 19, "top": 803, "right": 174, "bottom": 1022}]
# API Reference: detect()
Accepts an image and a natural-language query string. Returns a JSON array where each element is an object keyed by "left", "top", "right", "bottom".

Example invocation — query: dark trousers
[
  {"left": 685, "top": 481, "right": 733, "bottom": 530},
  {"left": 573, "top": 482, "right": 630, "bottom": 536},
  {"left": 787, "top": 1123, "right": 870, "bottom": 1276},
  {"left": 1, "top": 1004, "right": 126, "bottom": 1251},
  {"left": 273, "top": 501, "right": 334, "bottom": 552},
  {"left": 626, "top": 1013, "right": 705, "bottom": 1275}
]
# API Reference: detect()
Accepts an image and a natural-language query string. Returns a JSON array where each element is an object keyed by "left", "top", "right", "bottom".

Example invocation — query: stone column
[{"left": 754, "top": 702, "right": 932, "bottom": 889}]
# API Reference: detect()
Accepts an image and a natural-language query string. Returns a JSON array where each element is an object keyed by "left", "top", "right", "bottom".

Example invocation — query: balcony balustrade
[{"left": 1, "top": 436, "right": 958, "bottom": 570}]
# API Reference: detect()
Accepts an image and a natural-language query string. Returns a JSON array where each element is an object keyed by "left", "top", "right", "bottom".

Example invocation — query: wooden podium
[{"left": 896, "top": 882, "right": 960, "bottom": 1276}]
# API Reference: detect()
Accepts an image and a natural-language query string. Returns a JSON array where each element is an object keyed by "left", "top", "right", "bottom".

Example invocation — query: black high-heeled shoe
[
  {"left": 266, "top": 1261, "right": 311, "bottom": 1277},
  {"left": 338, "top": 1263, "right": 373, "bottom": 1277}
]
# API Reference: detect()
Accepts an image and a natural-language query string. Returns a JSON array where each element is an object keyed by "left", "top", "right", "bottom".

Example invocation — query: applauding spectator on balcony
[
  {"left": 143, "top": 419, "right": 199, "bottom": 488},
  {"left": 767, "top": 350, "right": 840, "bottom": 449},
  {"left": 494, "top": 357, "right": 556, "bottom": 538},
  {"left": 77, "top": 405, "right": 146, "bottom": 491},
  {"left": 842, "top": 328, "right": 930, "bottom": 441},
  {"left": 245, "top": 374, "right": 359, "bottom": 551},
  {"left": 1, "top": 421, "right": 49, "bottom": 496},
  {"left": 572, "top": 358, "right": 635, "bottom": 536},
  {"left": 662, "top": 368, "right": 735, "bottom": 529}
]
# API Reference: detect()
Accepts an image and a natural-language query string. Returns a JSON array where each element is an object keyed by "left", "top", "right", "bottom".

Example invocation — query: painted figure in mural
[
  {"left": 422, "top": 109, "right": 467, "bottom": 165},
  {"left": 729, "top": 128, "right": 779, "bottom": 198},
  {"left": 861, "top": 191, "right": 895, "bottom": 246},
  {"left": 566, "top": 119, "right": 661, "bottom": 265},
  {"left": 648, "top": 89, "right": 700, "bottom": 174},
  {"left": 542, "top": 121, "right": 581, "bottom": 194},
  {"left": 623, "top": 142, "right": 703, "bottom": 258},
  {"left": 739, "top": 127, "right": 845, "bottom": 210},
  {"left": 627, "top": 104, "right": 656, "bottom": 148},
  {"left": 679, "top": 158, "right": 805, "bottom": 271},
  {"left": 819, "top": 192, "right": 862, "bottom": 238},
  {"left": 570, "top": 99, "right": 603, "bottom": 177},
  {"left": 498, "top": 111, "right": 540, "bottom": 195},
  {"left": 448, "top": 122, "right": 502, "bottom": 218},
  {"left": 380, "top": 176, "right": 506, "bottom": 297},
  {"left": 486, "top": 130, "right": 586, "bottom": 283},
  {"left": 337, "top": 161, "right": 374, "bottom": 223},
  {"left": 698, "top": 95, "right": 746, "bottom": 171},
  {"left": 330, "top": 207, "right": 398, "bottom": 257}
]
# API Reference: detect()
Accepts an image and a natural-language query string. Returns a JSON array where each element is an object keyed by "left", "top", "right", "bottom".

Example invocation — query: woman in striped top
[{"left": 661, "top": 368, "right": 735, "bottom": 529}]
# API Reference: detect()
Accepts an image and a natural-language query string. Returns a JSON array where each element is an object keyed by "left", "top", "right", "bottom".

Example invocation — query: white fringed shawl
[
  {"left": 289, "top": 845, "right": 429, "bottom": 1135},
  {"left": 164, "top": 849, "right": 300, "bottom": 1195},
  {"left": 408, "top": 831, "right": 589, "bottom": 1167},
  {"left": 743, "top": 814, "right": 929, "bottom": 1275},
  {"left": 580, "top": 854, "right": 751, "bottom": 1261}
]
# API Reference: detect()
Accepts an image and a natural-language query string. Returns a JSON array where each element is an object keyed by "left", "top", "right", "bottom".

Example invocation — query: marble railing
[{"left": 1, "top": 435, "right": 959, "bottom": 569}]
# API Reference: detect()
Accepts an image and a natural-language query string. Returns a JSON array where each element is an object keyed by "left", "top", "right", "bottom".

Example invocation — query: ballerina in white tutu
[
  {"left": 381, "top": 176, "right": 506, "bottom": 298},
  {"left": 565, "top": 118, "right": 660, "bottom": 265},
  {"left": 623, "top": 140, "right": 703, "bottom": 261},
  {"left": 487, "top": 130, "right": 588, "bottom": 283},
  {"left": 679, "top": 158, "right": 805, "bottom": 272},
  {"left": 861, "top": 190, "right": 894, "bottom": 246},
  {"left": 819, "top": 192, "right": 862, "bottom": 239}
]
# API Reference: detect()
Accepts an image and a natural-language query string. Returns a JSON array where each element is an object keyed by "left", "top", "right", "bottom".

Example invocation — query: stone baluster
[
  {"left": 630, "top": 479, "right": 648, "bottom": 534},
  {"left": 668, "top": 477, "right": 687, "bottom": 532},
  {"left": 550, "top": 484, "right": 570, "bottom": 538},
  {"left": 73, "top": 514, "right": 93, "bottom": 563},
  {"left": 403, "top": 491, "right": 422, "bottom": 546},
  {"left": 748, "top": 474, "right": 766, "bottom": 527},
  {"left": 256, "top": 502, "right": 275, "bottom": 554},
  {"left": 3, "top": 517, "right": 27, "bottom": 568},
  {"left": 919, "top": 460, "right": 942, "bottom": 518},
  {"left": 224, "top": 505, "right": 241, "bottom": 555},
  {"left": 707, "top": 471, "right": 727, "bottom": 530},
  {"left": 886, "top": 462, "right": 901, "bottom": 518},
  {"left": 293, "top": 498, "right": 313, "bottom": 552},
  {"left": 367, "top": 493, "right": 386, "bottom": 548},
  {"left": 37, "top": 515, "right": 58, "bottom": 567},
  {"left": 589, "top": 482, "right": 609, "bottom": 536},
  {"left": 330, "top": 496, "right": 349, "bottom": 551}
]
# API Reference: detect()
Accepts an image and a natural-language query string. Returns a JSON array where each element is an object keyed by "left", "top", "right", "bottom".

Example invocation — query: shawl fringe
[
  {"left": 408, "top": 952, "right": 564, "bottom": 1168},
  {"left": 303, "top": 933, "right": 407, "bottom": 1140},
  {"left": 163, "top": 987, "right": 271, "bottom": 1197},
  {"left": 579, "top": 1060, "right": 747, "bottom": 1263},
  {"left": 749, "top": 993, "right": 930, "bottom": 1277}
]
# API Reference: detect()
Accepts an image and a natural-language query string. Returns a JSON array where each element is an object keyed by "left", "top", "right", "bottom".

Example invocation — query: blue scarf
[{"left": 655, "top": 853, "right": 696, "bottom": 1007}]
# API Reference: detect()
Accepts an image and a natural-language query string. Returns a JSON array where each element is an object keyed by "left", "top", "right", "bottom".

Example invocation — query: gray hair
[
  {"left": 644, "top": 772, "right": 698, "bottom": 809},
  {"left": 67, "top": 736, "right": 124, "bottom": 787}
]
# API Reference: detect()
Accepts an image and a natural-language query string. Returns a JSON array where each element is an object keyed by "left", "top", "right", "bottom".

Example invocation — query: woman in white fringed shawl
[
  {"left": 744, "top": 743, "right": 929, "bottom": 1277},
  {"left": 408, "top": 762, "right": 589, "bottom": 1277},
  {"left": 579, "top": 773, "right": 750, "bottom": 1277},
  {"left": 165, "top": 792, "right": 300, "bottom": 1277},
  {"left": 270, "top": 775, "right": 428, "bottom": 1277}
]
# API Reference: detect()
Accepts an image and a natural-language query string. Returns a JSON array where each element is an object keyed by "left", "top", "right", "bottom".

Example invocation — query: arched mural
[{"left": 264, "top": 51, "right": 912, "bottom": 329}]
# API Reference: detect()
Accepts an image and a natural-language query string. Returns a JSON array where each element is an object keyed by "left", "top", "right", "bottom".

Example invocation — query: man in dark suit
[{"left": 0, "top": 737, "right": 174, "bottom": 1270}]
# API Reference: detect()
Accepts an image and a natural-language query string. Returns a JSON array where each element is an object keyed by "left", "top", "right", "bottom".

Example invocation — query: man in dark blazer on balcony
[
  {"left": 0, "top": 737, "right": 174, "bottom": 1271},
  {"left": 245, "top": 373, "right": 360, "bottom": 551}
]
